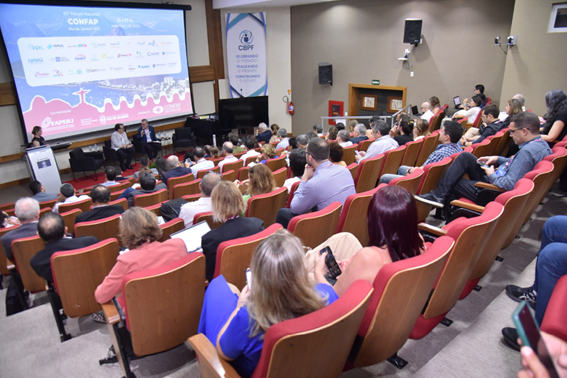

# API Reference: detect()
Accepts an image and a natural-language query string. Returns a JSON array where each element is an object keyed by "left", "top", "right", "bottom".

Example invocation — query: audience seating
[
  {"left": 38, "top": 199, "right": 57, "bottom": 210},
  {"left": 181, "top": 194, "right": 201, "bottom": 202},
  {"left": 342, "top": 144, "right": 358, "bottom": 165},
  {"left": 132, "top": 189, "right": 168, "bottom": 207},
  {"left": 167, "top": 172, "right": 195, "bottom": 199},
  {"left": 237, "top": 167, "right": 250, "bottom": 181},
  {"left": 144, "top": 202, "right": 164, "bottom": 217},
  {"left": 159, "top": 218, "right": 185, "bottom": 242},
  {"left": 543, "top": 145, "right": 567, "bottom": 190},
  {"left": 221, "top": 159, "right": 244, "bottom": 174},
  {"left": 107, "top": 181, "right": 132, "bottom": 193},
  {"left": 0, "top": 226, "right": 17, "bottom": 281},
  {"left": 189, "top": 280, "right": 373, "bottom": 378},
  {"left": 132, "top": 135, "right": 161, "bottom": 160},
  {"left": 415, "top": 133, "right": 439, "bottom": 166},
  {"left": 410, "top": 202, "right": 504, "bottom": 339},
  {"left": 354, "top": 155, "right": 384, "bottom": 193},
  {"left": 272, "top": 167, "right": 287, "bottom": 188},
  {"left": 266, "top": 156, "right": 287, "bottom": 172},
  {"left": 193, "top": 211, "right": 222, "bottom": 230},
  {"left": 389, "top": 168, "right": 424, "bottom": 196},
  {"left": 107, "top": 198, "right": 128, "bottom": 211},
  {"left": 221, "top": 169, "right": 236, "bottom": 183},
  {"left": 58, "top": 198, "right": 93, "bottom": 214},
  {"left": 347, "top": 163, "right": 358, "bottom": 180},
  {"left": 110, "top": 190, "right": 126, "bottom": 201},
  {"left": 244, "top": 155, "right": 258, "bottom": 166},
  {"left": 210, "top": 157, "right": 224, "bottom": 167},
  {"left": 213, "top": 224, "right": 283, "bottom": 290},
  {"left": 11, "top": 236, "right": 46, "bottom": 293},
  {"left": 337, "top": 185, "right": 383, "bottom": 246},
  {"left": 358, "top": 139, "right": 374, "bottom": 152},
  {"left": 517, "top": 160, "right": 555, "bottom": 226},
  {"left": 540, "top": 275, "right": 567, "bottom": 343},
  {"left": 234, "top": 151, "right": 246, "bottom": 159},
  {"left": 346, "top": 236, "right": 454, "bottom": 369},
  {"left": 275, "top": 147, "right": 285, "bottom": 157},
  {"left": 415, "top": 157, "right": 453, "bottom": 222},
  {"left": 378, "top": 145, "right": 406, "bottom": 176},
  {"left": 400, "top": 139, "right": 423, "bottom": 167},
  {"left": 49, "top": 239, "right": 120, "bottom": 342},
  {"left": 494, "top": 129, "right": 510, "bottom": 156},
  {"left": 102, "top": 253, "right": 206, "bottom": 378},
  {"left": 245, "top": 187, "right": 288, "bottom": 227},
  {"left": 288, "top": 202, "right": 342, "bottom": 249},
  {"left": 0, "top": 202, "right": 14, "bottom": 211},
  {"left": 197, "top": 166, "right": 220, "bottom": 179},
  {"left": 59, "top": 209, "right": 82, "bottom": 233},
  {"left": 285, "top": 181, "right": 300, "bottom": 208},
  {"left": 74, "top": 214, "right": 121, "bottom": 244},
  {"left": 172, "top": 178, "right": 202, "bottom": 200}
]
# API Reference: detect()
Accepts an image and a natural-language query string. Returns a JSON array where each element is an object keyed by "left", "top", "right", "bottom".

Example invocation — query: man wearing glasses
[
  {"left": 460, "top": 105, "right": 505, "bottom": 147},
  {"left": 355, "top": 119, "right": 398, "bottom": 163},
  {"left": 417, "top": 112, "right": 551, "bottom": 210}
]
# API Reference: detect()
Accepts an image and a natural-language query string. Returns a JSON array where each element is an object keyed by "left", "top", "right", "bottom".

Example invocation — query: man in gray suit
[
  {"left": 1, "top": 198, "right": 41, "bottom": 260},
  {"left": 29, "top": 181, "right": 58, "bottom": 203}
]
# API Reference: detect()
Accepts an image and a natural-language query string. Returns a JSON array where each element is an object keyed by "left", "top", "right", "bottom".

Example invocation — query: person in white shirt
[
  {"left": 189, "top": 147, "right": 215, "bottom": 177},
  {"left": 218, "top": 142, "right": 239, "bottom": 171},
  {"left": 337, "top": 130, "right": 353, "bottom": 148},
  {"left": 53, "top": 183, "right": 90, "bottom": 213},
  {"left": 239, "top": 136, "right": 261, "bottom": 164},
  {"left": 453, "top": 95, "right": 482, "bottom": 124},
  {"left": 356, "top": 120, "right": 399, "bottom": 162},
  {"left": 276, "top": 128, "right": 289, "bottom": 150},
  {"left": 420, "top": 102, "right": 435, "bottom": 123},
  {"left": 179, "top": 172, "right": 222, "bottom": 227},
  {"left": 110, "top": 123, "right": 134, "bottom": 171},
  {"left": 313, "top": 123, "right": 324, "bottom": 137},
  {"left": 101, "top": 166, "right": 120, "bottom": 187}
]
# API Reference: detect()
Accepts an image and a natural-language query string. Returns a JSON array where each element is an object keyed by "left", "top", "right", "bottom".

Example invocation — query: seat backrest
[
  {"left": 358, "top": 138, "right": 374, "bottom": 152},
  {"left": 193, "top": 211, "right": 223, "bottom": 230},
  {"left": 285, "top": 181, "right": 300, "bottom": 208},
  {"left": 211, "top": 157, "right": 224, "bottom": 167},
  {"left": 416, "top": 157, "right": 452, "bottom": 221},
  {"left": 422, "top": 202, "right": 503, "bottom": 322},
  {"left": 221, "top": 159, "right": 244, "bottom": 174},
  {"left": 133, "top": 188, "right": 168, "bottom": 207},
  {"left": 401, "top": 139, "right": 423, "bottom": 167},
  {"left": 221, "top": 170, "right": 237, "bottom": 182},
  {"left": 244, "top": 155, "right": 258, "bottom": 166},
  {"left": 167, "top": 172, "right": 195, "bottom": 199},
  {"left": 352, "top": 236, "right": 454, "bottom": 368},
  {"left": 0, "top": 226, "right": 19, "bottom": 275},
  {"left": 69, "top": 148, "right": 84, "bottom": 159},
  {"left": 214, "top": 224, "right": 283, "bottom": 290},
  {"left": 238, "top": 167, "right": 250, "bottom": 181},
  {"left": 59, "top": 209, "right": 82, "bottom": 233},
  {"left": 159, "top": 218, "right": 185, "bottom": 242},
  {"left": 58, "top": 198, "right": 93, "bottom": 214},
  {"left": 415, "top": 133, "right": 439, "bottom": 166},
  {"left": 544, "top": 145, "right": 567, "bottom": 187},
  {"left": 11, "top": 236, "right": 46, "bottom": 293},
  {"left": 124, "top": 253, "right": 206, "bottom": 356},
  {"left": 252, "top": 280, "right": 373, "bottom": 378},
  {"left": 336, "top": 185, "right": 383, "bottom": 246},
  {"left": 379, "top": 145, "right": 406, "bottom": 176},
  {"left": 197, "top": 166, "right": 220, "bottom": 179},
  {"left": 74, "top": 214, "right": 121, "bottom": 243},
  {"left": 429, "top": 111, "right": 443, "bottom": 132},
  {"left": 110, "top": 190, "right": 125, "bottom": 201},
  {"left": 38, "top": 199, "right": 57, "bottom": 209},
  {"left": 389, "top": 168, "right": 424, "bottom": 196},
  {"left": 108, "top": 181, "right": 131, "bottom": 193},
  {"left": 265, "top": 156, "right": 287, "bottom": 172},
  {"left": 245, "top": 187, "right": 288, "bottom": 227},
  {"left": 51, "top": 239, "right": 120, "bottom": 318},
  {"left": 172, "top": 178, "right": 202, "bottom": 200},
  {"left": 495, "top": 128, "right": 510, "bottom": 156},
  {"left": 288, "top": 202, "right": 343, "bottom": 249},
  {"left": 275, "top": 147, "right": 285, "bottom": 157},
  {"left": 471, "top": 137, "right": 498, "bottom": 158},
  {"left": 0, "top": 202, "right": 15, "bottom": 211},
  {"left": 272, "top": 167, "right": 287, "bottom": 188},
  {"left": 108, "top": 198, "right": 128, "bottom": 211},
  {"left": 354, "top": 154, "right": 384, "bottom": 193},
  {"left": 182, "top": 193, "right": 201, "bottom": 202},
  {"left": 145, "top": 202, "right": 163, "bottom": 217},
  {"left": 541, "top": 275, "right": 567, "bottom": 343},
  {"left": 516, "top": 160, "right": 556, "bottom": 233},
  {"left": 347, "top": 162, "right": 358, "bottom": 180},
  {"left": 342, "top": 144, "right": 358, "bottom": 165}
]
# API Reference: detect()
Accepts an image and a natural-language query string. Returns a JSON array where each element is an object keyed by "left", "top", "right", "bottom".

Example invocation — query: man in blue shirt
[
  {"left": 276, "top": 138, "right": 356, "bottom": 228},
  {"left": 417, "top": 112, "right": 552, "bottom": 210},
  {"left": 380, "top": 120, "right": 463, "bottom": 184}
]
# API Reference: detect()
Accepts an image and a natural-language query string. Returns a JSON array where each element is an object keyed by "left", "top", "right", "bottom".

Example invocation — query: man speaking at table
[{"left": 138, "top": 119, "right": 161, "bottom": 160}]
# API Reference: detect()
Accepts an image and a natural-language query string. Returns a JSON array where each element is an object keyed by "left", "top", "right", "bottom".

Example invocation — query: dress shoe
[
  {"left": 502, "top": 327, "right": 521, "bottom": 352},
  {"left": 506, "top": 285, "right": 536, "bottom": 308},
  {"left": 415, "top": 192, "right": 444, "bottom": 208},
  {"left": 126, "top": 164, "right": 133, "bottom": 170}
]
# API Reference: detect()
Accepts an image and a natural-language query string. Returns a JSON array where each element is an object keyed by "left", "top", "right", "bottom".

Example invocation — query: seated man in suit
[
  {"left": 255, "top": 122, "right": 272, "bottom": 144},
  {"left": 30, "top": 212, "right": 98, "bottom": 283},
  {"left": 162, "top": 155, "right": 192, "bottom": 185},
  {"left": 1, "top": 197, "right": 40, "bottom": 260},
  {"left": 53, "top": 183, "right": 90, "bottom": 213},
  {"left": 179, "top": 171, "right": 222, "bottom": 227},
  {"left": 127, "top": 171, "right": 167, "bottom": 208},
  {"left": 75, "top": 185, "right": 124, "bottom": 225},
  {"left": 138, "top": 118, "right": 161, "bottom": 160},
  {"left": 29, "top": 181, "right": 58, "bottom": 203},
  {"left": 350, "top": 123, "right": 369, "bottom": 145}
]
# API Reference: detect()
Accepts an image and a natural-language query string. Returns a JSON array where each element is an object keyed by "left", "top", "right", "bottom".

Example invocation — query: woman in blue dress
[{"left": 198, "top": 229, "right": 337, "bottom": 378}]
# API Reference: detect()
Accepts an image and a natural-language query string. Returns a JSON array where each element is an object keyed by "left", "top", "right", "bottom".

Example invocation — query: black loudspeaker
[
  {"left": 403, "top": 19, "right": 422, "bottom": 45},
  {"left": 318, "top": 62, "right": 332, "bottom": 85}
]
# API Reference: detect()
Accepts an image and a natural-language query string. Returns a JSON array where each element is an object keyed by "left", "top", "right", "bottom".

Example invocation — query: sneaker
[
  {"left": 92, "top": 311, "right": 106, "bottom": 324},
  {"left": 501, "top": 327, "right": 521, "bottom": 352},
  {"left": 415, "top": 192, "right": 444, "bottom": 208},
  {"left": 506, "top": 285, "right": 536, "bottom": 308}
]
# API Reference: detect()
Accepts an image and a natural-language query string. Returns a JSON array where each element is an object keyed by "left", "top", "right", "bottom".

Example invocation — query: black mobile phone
[
  {"left": 477, "top": 160, "right": 490, "bottom": 169},
  {"left": 319, "top": 246, "right": 342, "bottom": 280},
  {"left": 512, "top": 301, "right": 560, "bottom": 378}
]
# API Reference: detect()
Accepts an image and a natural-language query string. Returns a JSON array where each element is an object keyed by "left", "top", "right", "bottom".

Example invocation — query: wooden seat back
[
  {"left": 288, "top": 202, "right": 342, "bottom": 249},
  {"left": 12, "top": 236, "right": 46, "bottom": 293},
  {"left": 39, "top": 199, "right": 57, "bottom": 209},
  {"left": 221, "top": 159, "right": 243, "bottom": 174},
  {"left": 221, "top": 170, "right": 237, "bottom": 182},
  {"left": 58, "top": 198, "right": 93, "bottom": 214},
  {"left": 544, "top": 145, "right": 567, "bottom": 191},
  {"left": 285, "top": 181, "right": 300, "bottom": 208},
  {"left": 495, "top": 129, "right": 510, "bottom": 156},
  {"left": 245, "top": 187, "right": 289, "bottom": 227},
  {"left": 518, "top": 160, "right": 555, "bottom": 229},
  {"left": 266, "top": 156, "right": 287, "bottom": 172},
  {"left": 59, "top": 209, "right": 82, "bottom": 233},
  {"left": 336, "top": 186, "right": 382, "bottom": 246},
  {"left": 347, "top": 163, "right": 358, "bottom": 180},
  {"left": 193, "top": 211, "right": 223, "bottom": 230},
  {"left": 415, "top": 157, "right": 452, "bottom": 221},
  {"left": 133, "top": 189, "right": 168, "bottom": 207},
  {"left": 144, "top": 202, "right": 164, "bottom": 217},
  {"left": 182, "top": 194, "right": 201, "bottom": 202},
  {"left": 354, "top": 154, "right": 384, "bottom": 193},
  {"left": 244, "top": 155, "right": 258, "bottom": 166},
  {"left": 110, "top": 190, "right": 126, "bottom": 201},
  {"left": 108, "top": 198, "right": 128, "bottom": 211},
  {"left": 172, "top": 179, "right": 202, "bottom": 200},
  {"left": 379, "top": 145, "right": 406, "bottom": 176},
  {"left": 167, "top": 172, "right": 194, "bottom": 199},
  {"left": 272, "top": 167, "right": 287, "bottom": 188},
  {"left": 197, "top": 165, "right": 220, "bottom": 179},
  {"left": 237, "top": 167, "right": 250, "bottom": 181},
  {"left": 389, "top": 168, "right": 424, "bottom": 196},
  {"left": 358, "top": 139, "right": 374, "bottom": 152},
  {"left": 342, "top": 144, "right": 358, "bottom": 165},
  {"left": 74, "top": 214, "right": 121, "bottom": 243},
  {"left": 159, "top": 218, "right": 185, "bottom": 242},
  {"left": 471, "top": 137, "right": 499, "bottom": 158},
  {"left": 108, "top": 181, "right": 131, "bottom": 193},
  {"left": 415, "top": 133, "right": 440, "bottom": 166},
  {"left": 51, "top": 239, "right": 119, "bottom": 317},
  {"left": 400, "top": 139, "right": 423, "bottom": 167},
  {"left": 0, "top": 226, "right": 18, "bottom": 275}
]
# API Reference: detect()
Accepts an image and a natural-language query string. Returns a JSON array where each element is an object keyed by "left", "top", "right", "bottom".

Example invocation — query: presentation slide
[{"left": 0, "top": 3, "right": 194, "bottom": 143}]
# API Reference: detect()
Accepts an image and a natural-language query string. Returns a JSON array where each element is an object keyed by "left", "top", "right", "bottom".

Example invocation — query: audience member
[
  {"left": 276, "top": 138, "right": 355, "bottom": 228},
  {"left": 198, "top": 229, "right": 337, "bottom": 378},
  {"left": 284, "top": 148, "right": 306, "bottom": 189},
  {"left": 313, "top": 123, "right": 324, "bottom": 136},
  {"left": 499, "top": 98, "right": 524, "bottom": 127},
  {"left": 162, "top": 155, "right": 192, "bottom": 185},
  {"left": 421, "top": 101, "right": 435, "bottom": 122},
  {"left": 101, "top": 166, "right": 120, "bottom": 187},
  {"left": 413, "top": 119, "right": 430, "bottom": 140},
  {"left": 460, "top": 85, "right": 485, "bottom": 109},
  {"left": 393, "top": 115, "right": 414, "bottom": 146},
  {"left": 367, "top": 115, "right": 382, "bottom": 138},
  {"left": 204, "top": 145, "right": 213, "bottom": 158},
  {"left": 230, "top": 135, "right": 245, "bottom": 153},
  {"left": 326, "top": 126, "right": 338, "bottom": 141},
  {"left": 461, "top": 105, "right": 505, "bottom": 147},
  {"left": 218, "top": 142, "right": 238, "bottom": 170},
  {"left": 113, "top": 167, "right": 128, "bottom": 182},
  {"left": 201, "top": 181, "right": 264, "bottom": 281},
  {"left": 337, "top": 130, "right": 353, "bottom": 147},
  {"left": 335, "top": 122, "right": 346, "bottom": 131},
  {"left": 347, "top": 119, "right": 358, "bottom": 133},
  {"left": 517, "top": 331, "right": 567, "bottom": 378},
  {"left": 133, "top": 156, "right": 158, "bottom": 180},
  {"left": 75, "top": 185, "right": 124, "bottom": 224},
  {"left": 350, "top": 124, "right": 369, "bottom": 145},
  {"left": 255, "top": 123, "right": 272, "bottom": 144},
  {"left": 269, "top": 124, "right": 280, "bottom": 143},
  {"left": 540, "top": 89, "right": 567, "bottom": 145},
  {"left": 306, "top": 131, "right": 319, "bottom": 140},
  {"left": 190, "top": 147, "right": 215, "bottom": 176},
  {"left": 53, "top": 183, "right": 89, "bottom": 213},
  {"left": 29, "top": 180, "right": 58, "bottom": 202},
  {"left": 513, "top": 93, "right": 526, "bottom": 111},
  {"left": 356, "top": 120, "right": 398, "bottom": 162},
  {"left": 288, "top": 137, "right": 298, "bottom": 150},
  {"left": 209, "top": 146, "right": 220, "bottom": 158},
  {"left": 95, "top": 207, "right": 187, "bottom": 310},
  {"left": 127, "top": 171, "right": 167, "bottom": 208},
  {"left": 0, "top": 211, "right": 19, "bottom": 228},
  {"left": 110, "top": 123, "right": 134, "bottom": 171},
  {"left": 240, "top": 137, "right": 261, "bottom": 163},
  {"left": 1, "top": 198, "right": 40, "bottom": 260},
  {"left": 453, "top": 94, "right": 482, "bottom": 123},
  {"left": 154, "top": 156, "right": 170, "bottom": 181},
  {"left": 329, "top": 142, "right": 346, "bottom": 167},
  {"left": 240, "top": 164, "right": 276, "bottom": 207},
  {"left": 296, "top": 134, "right": 309, "bottom": 149},
  {"left": 31, "top": 126, "right": 47, "bottom": 147},
  {"left": 137, "top": 119, "right": 161, "bottom": 160},
  {"left": 255, "top": 144, "right": 276, "bottom": 165},
  {"left": 429, "top": 96, "right": 442, "bottom": 114},
  {"left": 381, "top": 121, "right": 463, "bottom": 184},
  {"left": 179, "top": 171, "right": 222, "bottom": 227},
  {"left": 275, "top": 128, "right": 289, "bottom": 150}
]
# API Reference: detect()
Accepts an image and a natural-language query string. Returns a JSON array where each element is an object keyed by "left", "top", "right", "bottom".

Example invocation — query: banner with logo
[{"left": 226, "top": 13, "right": 267, "bottom": 98}]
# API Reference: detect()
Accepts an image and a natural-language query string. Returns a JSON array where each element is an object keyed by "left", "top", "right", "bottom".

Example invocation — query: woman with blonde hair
[
  {"left": 95, "top": 207, "right": 187, "bottom": 308},
  {"left": 240, "top": 164, "right": 276, "bottom": 205},
  {"left": 347, "top": 119, "right": 358, "bottom": 134},
  {"left": 253, "top": 143, "right": 277, "bottom": 165},
  {"left": 201, "top": 181, "right": 264, "bottom": 281},
  {"left": 198, "top": 229, "right": 337, "bottom": 378},
  {"left": 269, "top": 124, "right": 280, "bottom": 143},
  {"left": 413, "top": 119, "right": 430, "bottom": 140}
]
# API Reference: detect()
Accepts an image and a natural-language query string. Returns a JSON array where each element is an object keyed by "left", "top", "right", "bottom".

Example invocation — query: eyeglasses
[{"left": 509, "top": 127, "right": 525, "bottom": 135}]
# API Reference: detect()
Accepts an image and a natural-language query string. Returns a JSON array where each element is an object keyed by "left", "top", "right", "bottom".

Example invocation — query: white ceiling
[{"left": 212, "top": 0, "right": 341, "bottom": 10}]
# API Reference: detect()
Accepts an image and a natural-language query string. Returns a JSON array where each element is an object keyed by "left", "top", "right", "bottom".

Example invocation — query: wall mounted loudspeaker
[
  {"left": 404, "top": 19, "right": 422, "bottom": 46},
  {"left": 318, "top": 63, "right": 332, "bottom": 85}
]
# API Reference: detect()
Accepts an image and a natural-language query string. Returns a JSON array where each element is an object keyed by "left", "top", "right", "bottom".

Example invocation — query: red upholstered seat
[
  {"left": 288, "top": 202, "right": 342, "bottom": 249},
  {"left": 285, "top": 181, "right": 300, "bottom": 208},
  {"left": 354, "top": 154, "right": 384, "bottom": 193},
  {"left": 541, "top": 275, "right": 567, "bottom": 343},
  {"left": 400, "top": 139, "right": 424, "bottom": 167},
  {"left": 265, "top": 155, "right": 287, "bottom": 172},
  {"left": 245, "top": 187, "right": 288, "bottom": 227},
  {"left": 378, "top": 145, "right": 406, "bottom": 177},
  {"left": 389, "top": 168, "right": 424, "bottom": 196}
]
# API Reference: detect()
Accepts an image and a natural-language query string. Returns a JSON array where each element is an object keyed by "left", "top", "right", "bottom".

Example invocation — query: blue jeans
[
  {"left": 380, "top": 165, "right": 412, "bottom": 184},
  {"left": 532, "top": 216, "right": 567, "bottom": 324}
]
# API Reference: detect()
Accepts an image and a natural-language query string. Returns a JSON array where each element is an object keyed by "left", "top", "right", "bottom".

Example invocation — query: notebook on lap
[{"left": 170, "top": 220, "right": 211, "bottom": 253}]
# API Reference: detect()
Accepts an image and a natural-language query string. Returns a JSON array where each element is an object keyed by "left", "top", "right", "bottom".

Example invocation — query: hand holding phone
[
  {"left": 245, "top": 268, "right": 252, "bottom": 289},
  {"left": 319, "top": 246, "right": 342, "bottom": 279},
  {"left": 477, "top": 160, "right": 490, "bottom": 169}
]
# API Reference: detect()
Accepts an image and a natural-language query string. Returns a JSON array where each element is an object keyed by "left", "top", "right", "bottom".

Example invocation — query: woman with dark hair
[
  {"left": 306, "top": 186, "right": 424, "bottom": 296},
  {"left": 453, "top": 95, "right": 482, "bottom": 124},
  {"left": 31, "top": 126, "right": 47, "bottom": 147},
  {"left": 154, "top": 156, "right": 170, "bottom": 181},
  {"left": 269, "top": 124, "right": 280, "bottom": 143},
  {"left": 429, "top": 96, "right": 441, "bottom": 114},
  {"left": 393, "top": 116, "right": 414, "bottom": 146},
  {"left": 541, "top": 89, "right": 567, "bottom": 144},
  {"left": 329, "top": 142, "right": 346, "bottom": 167},
  {"left": 326, "top": 126, "right": 338, "bottom": 141},
  {"left": 284, "top": 148, "right": 306, "bottom": 189}
]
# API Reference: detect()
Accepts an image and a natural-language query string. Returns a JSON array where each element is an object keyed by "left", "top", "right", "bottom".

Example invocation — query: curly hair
[{"left": 543, "top": 90, "right": 567, "bottom": 131}]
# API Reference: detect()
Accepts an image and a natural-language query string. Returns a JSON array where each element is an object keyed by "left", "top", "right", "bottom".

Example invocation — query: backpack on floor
[{"left": 160, "top": 199, "right": 188, "bottom": 222}]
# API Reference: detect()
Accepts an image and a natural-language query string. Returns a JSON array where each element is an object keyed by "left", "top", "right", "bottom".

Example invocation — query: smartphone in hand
[
  {"left": 319, "top": 246, "right": 342, "bottom": 279},
  {"left": 477, "top": 160, "right": 490, "bottom": 169},
  {"left": 245, "top": 268, "right": 252, "bottom": 289}
]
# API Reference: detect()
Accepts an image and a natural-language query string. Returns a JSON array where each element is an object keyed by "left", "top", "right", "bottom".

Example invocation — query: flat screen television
[{"left": 218, "top": 96, "right": 268, "bottom": 132}]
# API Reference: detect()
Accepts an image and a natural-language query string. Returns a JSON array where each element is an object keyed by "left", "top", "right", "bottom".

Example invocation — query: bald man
[
  {"left": 162, "top": 155, "right": 192, "bottom": 185},
  {"left": 179, "top": 172, "right": 222, "bottom": 227},
  {"left": 218, "top": 141, "right": 238, "bottom": 170},
  {"left": 1, "top": 198, "right": 40, "bottom": 260},
  {"left": 421, "top": 102, "right": 435, "bottom": 122}
]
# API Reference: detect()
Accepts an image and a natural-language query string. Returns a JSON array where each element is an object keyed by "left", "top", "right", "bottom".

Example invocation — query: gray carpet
[{"left": 0, "top": 183, "right": 564, "bottom": 378}]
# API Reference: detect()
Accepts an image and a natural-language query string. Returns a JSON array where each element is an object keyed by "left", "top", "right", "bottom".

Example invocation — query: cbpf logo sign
[{"left": 239, "top": 30, "right": 254, "bottom": 51}]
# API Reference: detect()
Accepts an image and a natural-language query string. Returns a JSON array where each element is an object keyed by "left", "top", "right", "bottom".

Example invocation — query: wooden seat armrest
[
  {"left": 101, "top": 301, "right": 121, "bottom": 325},
  {"left": 449, "top": 200, "right": 485, "bottom": 213},
  {"left": 474, "top": 182, "right": 506, "bottom": 192},
  {"left": 7, "top": 258, "right": 15, "bottom": 270},
  {"left": 418, "top": 223, "right": 447, "bottom": 237},
  {"left": 188, "top": 334, "right": 240, "bottom": 378}
]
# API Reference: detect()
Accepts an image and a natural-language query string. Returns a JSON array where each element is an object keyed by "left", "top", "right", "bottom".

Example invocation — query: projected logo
[
  {"left": 117, "top": 53, "right": 132, "bottom": 58},
  {"left": 100, "top": 115, "right": 106, "bottom": 125},
  {"left": 138, "top": 65, "right": 150, "bottom": 69},
  {"left": 75, "top": 54, "right": 86, "bottom": 60},
  {"left": 148, "top": 40, "right": 157, "bottom": 46},
  {"left": 54, "top": 57, "right": 70, "bottom": 62},
  {"left": 136, "top": 51, "right": 143, "bottom": 57},
  {"left": 239, "top": 30, "right": 254, "bottom": 51},
  {"left": 78, "top": 44, "right": 87, "bottom": 48},
  {"left": 147, "top": 52, "right": 159, "bottom": 57},
  {"left": 90, "top": 54, "right": 99, "bottom": 61},
  {"left": 91, "top": 43, "right": 106, "bottom": 48},
  {"left": 35, "top": 71, "right": 49, "bottom": 78},
  {"left": 42, "top": 117, "right": 52, "bottom": 129},
  {"left": 153, "top": 106, "right": 164, "bottom": 114},
  {"left": 28, "top": 58, "right": 43, "bottom": 64},
  {"left": 28, "top": 44, "right": 43, "bottom": 50},
  {"left": 53, "top": 70, "right": 63, "bottom": 77},
  {"left": 162, "top": 51, "right": 176, "bottom": 55},
  {"left": 102, "top": 54, "right": 114, "bottom": 60}
]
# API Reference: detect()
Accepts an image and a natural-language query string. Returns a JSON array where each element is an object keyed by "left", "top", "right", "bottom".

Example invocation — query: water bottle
[
  {"left": 94, "top": 143, "right": 98, "bottom": 151},
  {"left": 89, "top": 145, "right": 92, "bottom": 152}
]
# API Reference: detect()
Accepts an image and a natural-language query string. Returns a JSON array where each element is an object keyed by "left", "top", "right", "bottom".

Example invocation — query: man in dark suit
[
  {"left": 162, "top": 155, "right": 192, "bottom": 185},
  {"left": 137, "top": 119, "right": 161, "bottom": 160},
  {"left": 350, "top": 123, "right": 370, "bottom": 145},
  {"left": 1, "top": 197, "right": 41, "bottom": 260},
  {"left": 127, "top": 171, "right": 168, "bottom": 207},
  {"left": 29, "top": 181, "right": 58, "bottom": 203},
  {"left": 255, "top": 122, "right": 272, "bottom": 143},
  {"left": 30, "top": 212, "right": 98, "bottom": 283},
  {"left": 75, "top": 185, "right": 124, "bottom": 225}
]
